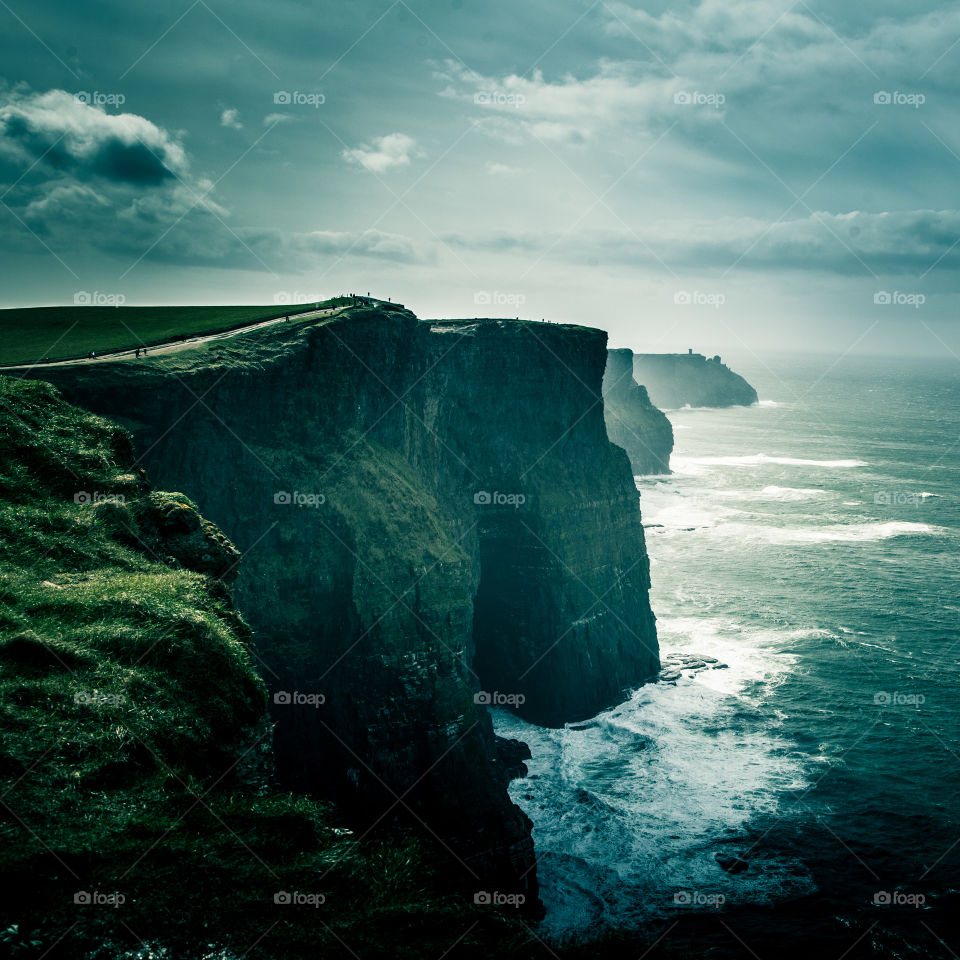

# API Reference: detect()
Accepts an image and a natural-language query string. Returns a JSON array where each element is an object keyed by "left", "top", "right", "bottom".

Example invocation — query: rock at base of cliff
[{"left": 496, "top": 736, "right": 532, "bottom": 781}]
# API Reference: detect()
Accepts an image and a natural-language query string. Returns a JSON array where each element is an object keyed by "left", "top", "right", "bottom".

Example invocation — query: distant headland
[{"left": 631, "top": 349, "right": 759, "bottom": 409}]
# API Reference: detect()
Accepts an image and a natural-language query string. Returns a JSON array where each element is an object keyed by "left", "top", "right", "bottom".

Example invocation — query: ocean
[{"left": 494, "top": 353, "right": 960, "bottom": 957}]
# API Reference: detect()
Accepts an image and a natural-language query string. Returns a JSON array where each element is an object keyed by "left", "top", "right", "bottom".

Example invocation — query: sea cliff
[
  {"left": 34, "top": 305, "right": 660, "bottom": 899},
  {"left": 603, "top": 348, "right": 674, "bottom": 475}
]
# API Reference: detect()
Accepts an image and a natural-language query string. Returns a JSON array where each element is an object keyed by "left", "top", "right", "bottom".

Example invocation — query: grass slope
[{"left": 0, "top": 300, "right": 352, "bottom": 365}]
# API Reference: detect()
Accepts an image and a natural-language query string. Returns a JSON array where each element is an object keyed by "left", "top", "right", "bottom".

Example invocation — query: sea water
[{"left": 495, "top": 353, "right": 960, "bottom": 956}]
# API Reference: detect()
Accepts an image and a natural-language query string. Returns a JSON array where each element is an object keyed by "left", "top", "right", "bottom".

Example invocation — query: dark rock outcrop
[
  {"left": 496, "top": 737, "right": 532, "bottom": 781},
  {"left": 715, "top": 853, "right": 750, "bottom": 874},
  {"left": 632, "top": 352, "right": 758, "bottom": 409},
  {"left": 33, "top": 305, "right": 660, "bottom": 901},
  {"left": 101, "top": 489, "right": 243, "bottom": 581},
  {"left": 602, "top": 349, "right": 674, "bottom": 475}
]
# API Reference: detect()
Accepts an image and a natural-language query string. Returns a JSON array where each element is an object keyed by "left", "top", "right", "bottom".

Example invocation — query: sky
[{"left": 1, "top": 0, "right": 959, "bottom": 357}]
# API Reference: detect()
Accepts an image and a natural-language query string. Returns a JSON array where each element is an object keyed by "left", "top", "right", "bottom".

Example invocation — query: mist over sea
[{"left": 496, "top": 353, "right": 960, "bottom": 957}]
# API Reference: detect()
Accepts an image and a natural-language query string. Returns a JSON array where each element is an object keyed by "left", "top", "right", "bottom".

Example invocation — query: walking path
[{"left": 0, "top": 303, "right": 349, "bottom": 371}]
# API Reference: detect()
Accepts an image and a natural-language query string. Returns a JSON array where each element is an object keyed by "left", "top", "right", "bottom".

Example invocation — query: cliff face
[
  {"left": 633, "top": 352, "right": 758, "bottom": 408},
  {"left": 603, "top": 349, "right": 674, "bottom": 475},
  {"left": 35, "top": 306, "right": 659, "bottom": 898},
  {"left": 0, "top": 376, "right": 588, "bottom": 959}
]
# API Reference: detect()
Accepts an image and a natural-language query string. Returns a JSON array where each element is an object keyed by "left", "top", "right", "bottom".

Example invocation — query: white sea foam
[
  {"left": 673, "top": 453, "right": 867, "bottom": 472},
  {"left": 640, "top": 485, "right": 831, "bottom": 536},
  {"left": 712, "top": 485, "right": 827, "bottom": 502},
  {"left": 711, "top": 520, "right": 938, "bottom": 544},
  {"left": 641, "top": 500, "right": 743, "bottom": 532},
  {"left": 493, "top": 617, "right": 817, "bottom": 936},
  {"left": 757, "top": 399, "right": 779, "bottom": 407}
]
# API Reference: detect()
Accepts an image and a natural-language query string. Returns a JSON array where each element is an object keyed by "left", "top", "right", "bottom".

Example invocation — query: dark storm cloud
[{"left": 0, "top": 89, "right": 186, "bottom": 185}]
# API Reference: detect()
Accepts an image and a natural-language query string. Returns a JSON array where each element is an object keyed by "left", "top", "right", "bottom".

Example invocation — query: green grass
[{"left": 0, "top": 300, "right": 354, "bottom": 365}]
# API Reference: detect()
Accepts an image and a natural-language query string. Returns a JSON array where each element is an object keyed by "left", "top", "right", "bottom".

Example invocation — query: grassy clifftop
[{"left": 0, "top": 299, "right": 354, "bottom": 365}]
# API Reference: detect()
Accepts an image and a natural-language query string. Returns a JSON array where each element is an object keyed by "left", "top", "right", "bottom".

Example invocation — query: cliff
[
  {"left": 602, "top": 349, "right": 674, "bottom": 475},
  {"left": 33, "top": 305, "right": 659, "bottom": 902},
  {"left": 2, "top": 377, "right": 510, "bottom": 958},
  {"left": 632, "top": 352, "right": 758, "bottom": 409}
]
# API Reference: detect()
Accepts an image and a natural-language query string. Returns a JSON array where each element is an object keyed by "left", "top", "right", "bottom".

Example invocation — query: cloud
[
  {"left": 444, "top": 209, "right": 960, "bottom": 276},
  {"left": 601, "top": 0, "right": 828, "bottom": 59},
  {"left": 0, "top": 86, "right": 429, "bottom": 272},
  {"left": 486, "top": 161, "right": 524, "bottom": 177},
  {"left": 0, "top": 88, "right": 187, "bottom": 185},
  {"left": 264, "top": 113, "right": 294, "bottom": 126},
  {"left": 23, "top": 182, "right": 109, "bottom": 219},
  {"left": 220, "top": 108, "right": 243, "bottom": 130},
  {"left": 114, "top": 224, "right": 431, "bottom": 270},
  {"left": 435, "top": 3, "right": 960, "bottom": 163},
  {"left": 436, "top": 61, "right": 715, "bottom": 144},
  {"left": 342, "top": 132, "right": 422, "bottom": 173},
  {"left": 288, "top": 228, "right": 428, "bottom": 264}
]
